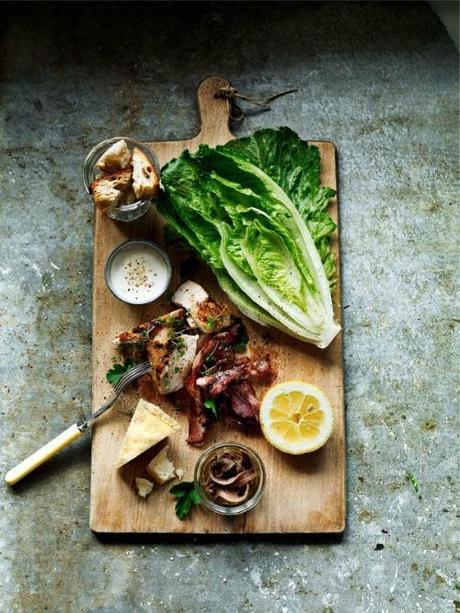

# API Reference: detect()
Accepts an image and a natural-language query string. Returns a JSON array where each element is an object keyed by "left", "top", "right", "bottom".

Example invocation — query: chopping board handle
[{"left": 196, "top": 76, "right": 234, "bottom": 144}]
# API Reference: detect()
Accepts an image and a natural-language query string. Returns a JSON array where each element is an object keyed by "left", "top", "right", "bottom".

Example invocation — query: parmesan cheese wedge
[
  {"left": 116, "top": 400, "right": 180, "bottom": 468},
  {"left": 135, "top": 477, "right": 154, "bottom": 498},
  {"left": 146, "top": 445, "right": 177, "bottom": 485}
]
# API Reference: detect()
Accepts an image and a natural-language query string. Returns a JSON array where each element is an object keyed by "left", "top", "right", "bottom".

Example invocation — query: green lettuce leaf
[
  {"left": 216, "top": 127, "right": 337, "bottom": 283},
  {"left": 158, "top": 128, "right": 340, "bottom": 348}
]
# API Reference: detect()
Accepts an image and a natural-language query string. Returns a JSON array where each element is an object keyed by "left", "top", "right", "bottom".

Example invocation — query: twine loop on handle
[{"left": 214, "top": 85, "right": 298, "bottom": 122}]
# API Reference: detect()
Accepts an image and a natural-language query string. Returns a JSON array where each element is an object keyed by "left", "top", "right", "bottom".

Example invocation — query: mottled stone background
[{"left": 0, "top": 2, "right": 458, "bottom": 612}]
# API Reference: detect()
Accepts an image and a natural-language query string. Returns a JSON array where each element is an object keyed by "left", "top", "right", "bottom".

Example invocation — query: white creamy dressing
[{"left": 108, "top": 244, "right": 169, "bottom": 304}]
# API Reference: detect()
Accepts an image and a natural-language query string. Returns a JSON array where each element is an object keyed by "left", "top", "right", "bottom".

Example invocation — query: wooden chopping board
[{"left": 90, "top": 76, "right": 345, "bottom": 534}]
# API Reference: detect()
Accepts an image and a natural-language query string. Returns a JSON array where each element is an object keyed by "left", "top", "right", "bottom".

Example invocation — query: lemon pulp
[{"left": 260, "top": 382, "right": 334, "bottom": 454}]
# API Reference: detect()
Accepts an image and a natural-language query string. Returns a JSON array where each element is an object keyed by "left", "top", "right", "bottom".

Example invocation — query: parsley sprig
[
  {"left": 230, "top": 329, "right": 249, "bottom": 353},
  {"left": 232, "top": 340, "right": 248, "bottom": 353},
  {"left": 206, "top": 315, "right": 220, "bottom": 330},
  {"left": 204, "top": 397, "right": 219, "bottom": 420},
  {"left": 170, "top": 482, "right": 201, "bottom": 520},
  {"left": 106, "top": 359, "right": 135, "bottom": 385}
]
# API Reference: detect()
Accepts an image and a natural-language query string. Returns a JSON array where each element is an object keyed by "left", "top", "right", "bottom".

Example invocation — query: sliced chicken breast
[
  {"left": 172, "top": 280, "right": 209, "bottom": 310},
  {"left": 172, "top": 281, "right": 232, "bottom": 333},
  {"left": 113, "top": 308, "right": 197, "bottom": 393},
  {"left": 155, "top": 334, "right": 199, "bottom": 394},
  {"left": 113, "top": 309, "right": 186, "bottom": 345},
  {"left": 190, "top": 299, "right": 232, "bottom": 334}
]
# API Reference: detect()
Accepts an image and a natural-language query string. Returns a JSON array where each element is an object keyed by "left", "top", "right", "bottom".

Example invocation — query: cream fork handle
[{"left": 5, "top": 424, "right": 84, "bottom": 485}]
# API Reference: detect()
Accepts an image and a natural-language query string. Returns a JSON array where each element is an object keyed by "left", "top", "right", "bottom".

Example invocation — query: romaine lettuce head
[{"left": 158, "top": 128, "right": 340, "bottom": 348}]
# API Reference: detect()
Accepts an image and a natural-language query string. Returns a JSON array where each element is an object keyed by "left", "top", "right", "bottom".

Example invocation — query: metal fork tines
[
  {"left": 87, "top": 362, "right": 151, "bottom": 426},
  {"left": 114, "top": 362, "right": 151, "bottom": 395}
]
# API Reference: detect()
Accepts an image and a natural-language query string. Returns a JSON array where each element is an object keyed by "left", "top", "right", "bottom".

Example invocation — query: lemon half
[{"left": 260, "top": 381, "right": 334, "bottom": 454}]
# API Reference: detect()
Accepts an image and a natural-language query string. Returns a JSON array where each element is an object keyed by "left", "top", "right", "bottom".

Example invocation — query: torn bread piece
[
  {"left": 96, "top": 139, "right": 131, "bottom": 173},
  {"left": 117, "top": 399, "right": 180, "bottom": 468},
  {"left": 172, "top": 281, "right": 232, "bottom": 333},
  {"left": 90, "top": 167, "right": 132, "bottom": 214},
  {"left": 146, "top": 445, "right": 177, "bottom": 485},
  {"left": 124, "top": 185, "right": 138, "bottom": 204},
  {"left": 135, "top": 477, "right": 154, "bottom": 498},
  {"left": 131, "top": 146, "right": 160, "bottom": 200}
]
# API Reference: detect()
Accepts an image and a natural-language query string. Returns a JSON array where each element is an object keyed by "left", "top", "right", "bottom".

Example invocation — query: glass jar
[
  {"left": 194, "top": 442, "right": 266, "bottom": 516},
  {"left": 83, "top": 136, "right": 160, "bottom": 222}
]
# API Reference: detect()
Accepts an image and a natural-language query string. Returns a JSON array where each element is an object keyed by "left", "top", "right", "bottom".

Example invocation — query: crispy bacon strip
[
  {"left": 211, "top": 322, "right": 245, "bottom": 345},
  {"left": 196, "top": 357, "right": 271, "bottom": 397},
  {"left": 228, "top": 380, "right": 260, "bottom": 421},
  {"left": 180, "top": 310, "right": 272, "bottom": 443},
  {"left": 185, "top": 338, "right": 218, "bottom": 445}
]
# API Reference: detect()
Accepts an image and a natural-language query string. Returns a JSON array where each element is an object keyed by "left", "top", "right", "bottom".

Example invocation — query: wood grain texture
[{"left": 90, "top": 76, "right": 345, "bottom": 534}]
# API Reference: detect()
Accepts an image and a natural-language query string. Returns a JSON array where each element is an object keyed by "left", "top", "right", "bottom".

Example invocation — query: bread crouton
[
  {"left": 90, "top": 167, "right": 132, "bottom": 213},
  {"left": 131, "top": 147, "right": 160, "bottom": 200},
  {"left": 96, "top": 139, "right": 131, "bottom": 172}
]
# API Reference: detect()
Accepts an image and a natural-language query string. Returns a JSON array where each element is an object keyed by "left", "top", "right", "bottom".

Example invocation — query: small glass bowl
[
  {"left": 104, "top": 240, "right": 172, "bottom": 306},
  {"left": 83, "top": 136, "right": 160, "bottom": 222},
  {"left": 194, "top": 442, "right": 266, "bottom": 516}
]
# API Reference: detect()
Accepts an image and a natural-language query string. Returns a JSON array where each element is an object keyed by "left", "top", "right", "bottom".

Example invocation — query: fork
[{"left": 5, "top": 362, "right": 151, "bottom": 485}]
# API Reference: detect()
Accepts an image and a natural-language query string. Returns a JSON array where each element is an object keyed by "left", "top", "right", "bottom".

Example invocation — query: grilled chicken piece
[
  {"left": 113, "top": 308, "right": 198, "bottom": 394},
  {"left": 192, "top": 300, "right": 232, "bottom": 334},
  {"left": 113, "top": 309, "right": 186, "bottom": 345},
  {"left": 171, "top": 280, "right": 209, "bottom": 310},
  {"left": 172, "top": 281, "right": 232, "bottom": 333},
  {"left": 148, "top": 333, "right": 198, "bottom": 394}
]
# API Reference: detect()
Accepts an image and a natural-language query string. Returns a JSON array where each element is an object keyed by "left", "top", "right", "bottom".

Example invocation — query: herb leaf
[
  {"left": 106, "top": 359, "right": 135, "bottom": 385},
  {"left": 405, "top": 472, "right": 419, "bottom": 492},
  {"left": 232, "top": 340, "right": 248, "bottom": 353},
  {"left": 189, "top": 488, "right": 201, "bottom": 505},
  {"left": 205, "top": 354, "right": 216, "bottom": 366},
  {"left": 170, "top": 482, "right": 194, "bottom": 498},
  {"left": 170, "top": 481, "right": 201, "bottom": 520},
  {"left": 206, "top": 314, "right": 223, "bottom": 331},
  {"left": 204, "top": 397, "right": 219, "bottom": 420},
  {"left": 232, "top": 329, "right": 249, "bottom": 353},
  {"left": 176, "top": 496, "right": 193, "bottom": 520}
]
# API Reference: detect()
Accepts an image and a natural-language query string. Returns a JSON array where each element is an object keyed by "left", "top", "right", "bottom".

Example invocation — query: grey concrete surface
[{"left": 0, "top": 2, "right": 458, "bottom": 612}]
